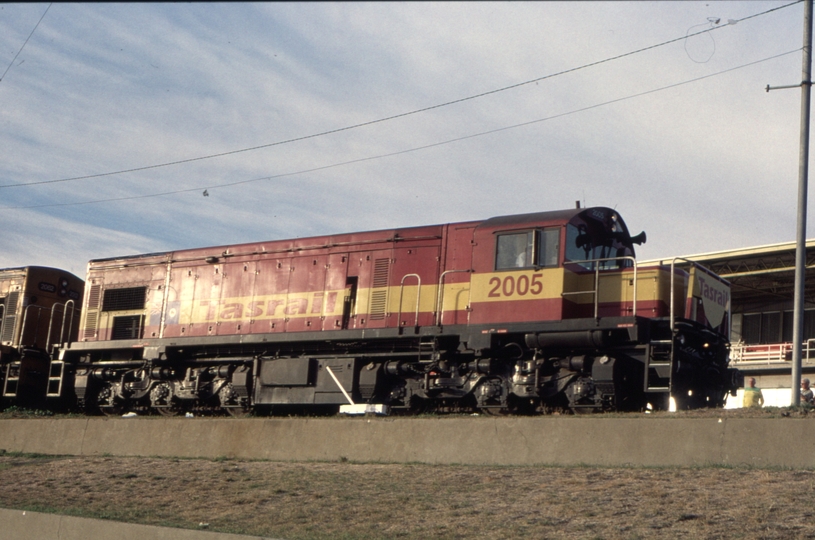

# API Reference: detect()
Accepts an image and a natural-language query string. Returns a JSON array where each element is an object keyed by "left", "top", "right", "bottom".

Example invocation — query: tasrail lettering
[
  {"left": 697, "top": 276, "right": 729, "bottom": 308},
  {"left": 198, "top": 292, "right": 338, "bottom": 321}
]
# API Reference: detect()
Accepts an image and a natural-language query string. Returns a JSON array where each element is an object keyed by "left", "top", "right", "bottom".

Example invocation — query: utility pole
[
  {"left": 769, "top": 0, "right": 813, "bottom": 406},
  {"left": 793, "top": 0, "right": 813, "bottom": 406}
]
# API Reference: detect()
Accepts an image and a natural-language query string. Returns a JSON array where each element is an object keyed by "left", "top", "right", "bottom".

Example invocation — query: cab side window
[
  {"left": 538, "top": 227, "right": 560, "bottom": 268},
  {"left": 496, "top": 232, "right": 534, "bottom": 270}
]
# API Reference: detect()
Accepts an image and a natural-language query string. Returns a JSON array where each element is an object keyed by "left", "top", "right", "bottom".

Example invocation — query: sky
[{"left": 0, "top": 1, "right": 809, "bottom": 276}]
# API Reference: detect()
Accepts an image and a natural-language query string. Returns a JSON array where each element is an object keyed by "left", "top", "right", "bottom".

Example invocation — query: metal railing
[
  {"left": 46, "top": 300, "right": 76, "bottom": 350},
  {"left": 729, "top": 342, "right": 791, "bottom": 365},
  {"left": 434, "top": 269, "right": 471, "bottom": 326},
  {"left": 396, "top": 274, "right": 421, "bottom": 329},
  {"left": 561, "top": 256, "right": 638, "bottom": 318},
  {"left": 17, "top": 300, "right": 77, "bottom": 352},
  {"left": 667, "top": 257, "right": 731, "bottom": 339},
  {"left": 729, "top": 339, "right": 815, "bottom": 365},
  {"left": 396, "top": 270, "right": 474, "bottom": 330},
  {"left": 19, "top": 304, "right": 46, "bottom": 346}
]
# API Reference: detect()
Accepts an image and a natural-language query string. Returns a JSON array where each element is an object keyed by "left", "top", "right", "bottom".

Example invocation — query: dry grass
[
  {"left": 2, "top": 453, "right": 815, "bottom": 539},
  {"left": 3, "top": 406, "right": 815, "bottom": 538}
]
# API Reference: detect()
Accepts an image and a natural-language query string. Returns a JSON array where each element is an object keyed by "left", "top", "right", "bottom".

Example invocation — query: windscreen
[{"left": 564, "top": 209, "right": 635, "bottom": 270}]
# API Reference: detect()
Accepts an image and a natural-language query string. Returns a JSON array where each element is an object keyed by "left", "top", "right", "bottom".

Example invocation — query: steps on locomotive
[
  {"left": 644, "top": 340, "right": 672, "bottom": 393},
  {"left": 46, "top": 360, "right": 65, "bottom": 398},
  {"left": 2, "top": 356, "right": 63, "bottom": 405},
  {"left": 417, "top": 337, "right": 439, "bottom": 360},
  {"left": 2, "top": 362, "right": 19, "bottom": 398}
]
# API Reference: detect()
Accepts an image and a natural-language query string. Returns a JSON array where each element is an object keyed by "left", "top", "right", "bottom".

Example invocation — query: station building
[{"left": 665, "top": 240, "right": 815, "bottom": 408}]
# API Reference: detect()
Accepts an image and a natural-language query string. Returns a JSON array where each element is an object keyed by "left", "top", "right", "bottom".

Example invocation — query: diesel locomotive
[
  {"left": 0, "top": 266, "right": 83, "bottom": 409},
  {"left": 4, "top": 206, "right": 741, "bottom": 415}
]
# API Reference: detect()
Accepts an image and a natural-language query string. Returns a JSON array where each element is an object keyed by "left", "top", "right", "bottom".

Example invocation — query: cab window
[
  {"left": 538, "top": 227, "right": 560, "bottom": 268},
  {"left": 565, "top": 223, "right": 633, "bottom": 269},
  {"left": 495, "top": 228, "right": 560, "bottom": 270},
  {"left": 496, "top": 232, "right": 533, "bottom": 270}
]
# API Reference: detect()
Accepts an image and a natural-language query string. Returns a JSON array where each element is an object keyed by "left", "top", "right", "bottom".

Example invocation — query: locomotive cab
[{"left": 469, "top": 207, "right": 646, "bottom": 324}]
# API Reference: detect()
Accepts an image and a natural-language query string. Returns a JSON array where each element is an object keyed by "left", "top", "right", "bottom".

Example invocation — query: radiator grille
[
  {"left": 103, "top": 287, "right": 146, "bottom": 312},
  {"left": 112, "top": 315, "right": 142, "bottom": 340}
]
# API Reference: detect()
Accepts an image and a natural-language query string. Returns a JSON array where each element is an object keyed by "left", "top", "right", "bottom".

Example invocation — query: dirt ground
[
  {"left": 2, "top": 453, "right": 815, "bottom": 540},
  {"left": 2, "top": 407, "right": 815, "bottom": 539}
]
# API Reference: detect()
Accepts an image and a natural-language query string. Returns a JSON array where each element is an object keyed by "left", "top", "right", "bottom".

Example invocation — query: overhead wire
[
  {"left": 2, "top": 49, "right": 799, "bottom": 210},
  {"left": 0, "top": 0, "right": 800, "bottom": 190},
  {"left": 0, "top": 4, "right": 52, "bottom": 84}
]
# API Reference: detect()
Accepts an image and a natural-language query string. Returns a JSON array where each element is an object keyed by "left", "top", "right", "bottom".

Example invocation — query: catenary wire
[
  {"left": 0, "top": 4, "right": 52, "bottom": 84},
  {"left": 0, "top": 0, "right": 800, "bottom": 189},
  {"left": 2, "top": 49, "right": 798, "bottom": 210}
]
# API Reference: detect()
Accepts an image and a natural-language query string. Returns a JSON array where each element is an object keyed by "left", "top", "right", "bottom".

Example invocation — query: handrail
[
  {"left": 46, "top": 300, "right": 76, "bottom": 351},
  {"left": 562, "top": 256, "right": 638, "bottom": 318},
  {"left": 60, "top": 300, "right": 76, "bottom": 347},
  {"left": 20, "top": 303, "right": 47, "bottom": 348},
  {"left": 434, "top": 269, "right": 472, "bottom": 326},
  {"left": 0, "top": 304, "right": 5, "bottom": 342},
  {"left": 396, "top": 274, "right": 421, "bottom": 329}
]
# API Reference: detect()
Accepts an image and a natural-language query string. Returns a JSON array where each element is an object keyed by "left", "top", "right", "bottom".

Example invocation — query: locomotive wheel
[
  {"left": 99, "top": 403, "right": 125, "bottom": 417},
  {"left": 223, "top": 406, "right": 251, "bottom": 418},
  {"left": 480, "top": 406, "right": 510, "bottom": 416},
  {"left": 154, "top": 405, "right": 182, "bottom": 417},
  {"left": 150, "top": 382, "right": 182, "bottom": 416},
  {"left": 92, "top": 383, "right": 125, "bottom": 417},
  {"left": 219, "top": 383, "right": 251, "bottom": 417},
  {"left": 480, "top": 395, "right": 532, "bottom": 416}
]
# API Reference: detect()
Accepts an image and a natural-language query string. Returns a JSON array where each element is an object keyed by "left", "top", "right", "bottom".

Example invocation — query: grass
[
  {"left": 2, "top": 407, "right": 815, "bottom": 538},
  {"left": 2, "top": 455, "right": 815, "bottom": 539}
]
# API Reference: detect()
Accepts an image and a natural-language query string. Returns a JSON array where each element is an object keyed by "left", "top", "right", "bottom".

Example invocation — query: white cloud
[{"left": 0, "top": 1, "right": 808, "bottom": 275}]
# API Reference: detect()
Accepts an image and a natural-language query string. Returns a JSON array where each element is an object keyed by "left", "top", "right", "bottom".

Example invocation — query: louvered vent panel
[
  {"left": 1, "top": 291, "right": 20, "bottom": 344},
  {"left": 87, "top": 284, "right": 101, "bottom": 310},
  {"left": 83, "top": 312, "right": 98, "bottom": 340},
  {"left": 369, "top": 258, "right": 390, "bottom": 320},
  {"left": 83, "top": 285, "right": 101, "bottom": 339}
]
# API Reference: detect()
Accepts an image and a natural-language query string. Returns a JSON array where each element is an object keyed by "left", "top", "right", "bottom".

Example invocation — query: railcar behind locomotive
[
  {"left": 0, "top": 266, "right": 83, "bottom": 409},
  {"left": 50, "top": 206, "right": 740, "bottom": 416}
]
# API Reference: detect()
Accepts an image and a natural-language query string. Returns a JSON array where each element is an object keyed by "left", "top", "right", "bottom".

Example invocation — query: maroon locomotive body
[
  {"left": 0, "top": 266, "right": 83, "bottom": 409},
  {"left": 57, "top": 207, "right": 739, "bottom": 415}
]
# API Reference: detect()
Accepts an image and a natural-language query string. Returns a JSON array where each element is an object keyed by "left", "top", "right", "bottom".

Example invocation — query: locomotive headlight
[{"left": 703, "top": 342, "right": 710, "bottom": 349}]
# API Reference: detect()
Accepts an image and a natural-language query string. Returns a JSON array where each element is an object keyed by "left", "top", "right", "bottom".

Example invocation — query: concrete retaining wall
[{"left": 0, "top": 415, "right": 812, "bottom": 468}]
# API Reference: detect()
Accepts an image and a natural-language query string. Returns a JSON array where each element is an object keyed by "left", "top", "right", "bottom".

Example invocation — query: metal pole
[{"left": 792, "top": 0, "right": 813, "bottom": 407}]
